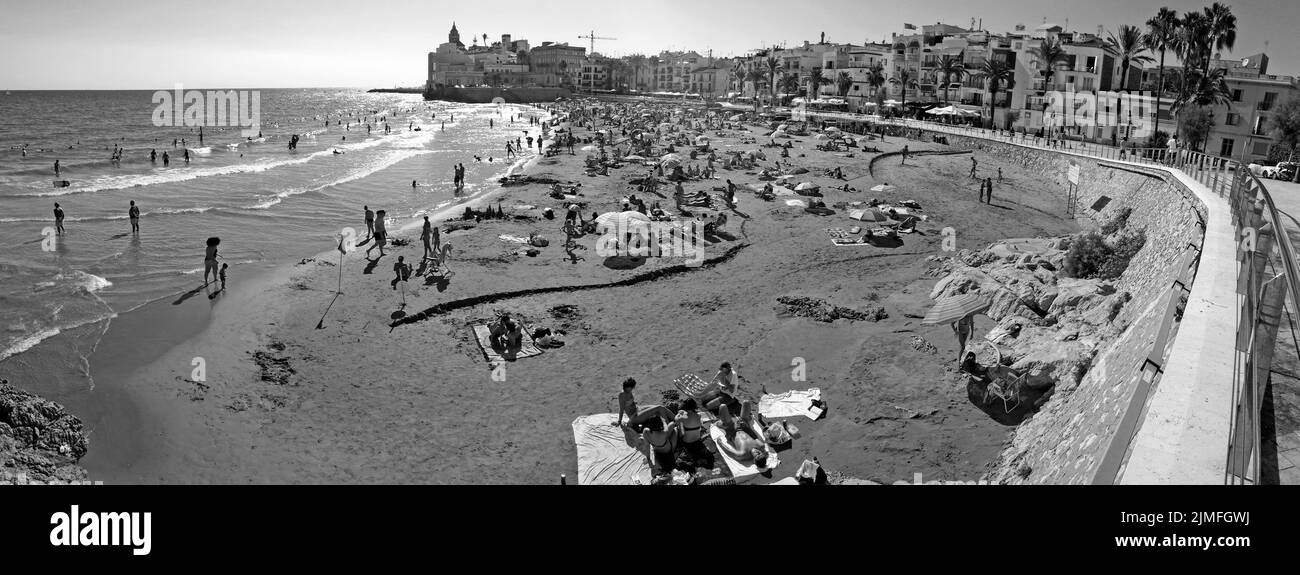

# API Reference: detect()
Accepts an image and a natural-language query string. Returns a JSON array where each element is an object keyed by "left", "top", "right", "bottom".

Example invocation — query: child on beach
[{"left": 220, "top": 263, "right": 228, "bottom": 288}]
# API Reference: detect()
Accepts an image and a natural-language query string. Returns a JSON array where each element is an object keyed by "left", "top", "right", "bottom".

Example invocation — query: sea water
[{"left": 0, "top": 88, "right": 546, "bottom": 393}]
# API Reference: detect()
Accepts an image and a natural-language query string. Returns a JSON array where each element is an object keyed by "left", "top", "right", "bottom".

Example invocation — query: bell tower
[{"left": 449, "top": 22, "right": 463, "bottom": 48}]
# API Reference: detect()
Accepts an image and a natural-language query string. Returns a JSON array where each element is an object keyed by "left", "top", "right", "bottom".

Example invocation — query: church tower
[{"left": 449, "top": 22, "right": 464, "bottom": 49}]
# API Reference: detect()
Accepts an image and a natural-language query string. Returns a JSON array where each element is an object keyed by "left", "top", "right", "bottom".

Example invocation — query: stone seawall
[
  {"left": 424, "top": 87, "right": 571, "bottom": 103},
  {"left": 926, "top": 133, "right": 1207, "bottom": 484}
]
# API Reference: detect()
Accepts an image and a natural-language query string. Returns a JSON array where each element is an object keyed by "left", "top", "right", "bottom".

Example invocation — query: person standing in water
[
  {"left": 53, "top": 203, "right": 65, "bottom": 235},
  {"left": 129, "top": 200, "right": 140, "bottom": 233},
  {"left": 364, "top": 205, "right": 375, "bottom": 240},
  {"left": 54, "top": 160, "right": 60, "bottom": 177},
  {"left": 183, "top": 148, "right": 190, "bottom": 163},
  {"left": 204, "top": 238, "right": 221, "bottom": 285},
  {"left": 162, "top": 151, "right": 170, "bottom": 166}
]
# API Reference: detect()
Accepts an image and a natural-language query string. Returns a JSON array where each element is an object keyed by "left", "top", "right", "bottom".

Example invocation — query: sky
[{"left": 1, "top": 0, "right": 1296, "bottom": 90}]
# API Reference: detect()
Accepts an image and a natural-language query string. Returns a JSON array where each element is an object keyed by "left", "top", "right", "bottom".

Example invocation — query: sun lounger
[
  {"left": 472, "top": 324, "right": 543, "bottom": 363},
  {"left": 759, "top": 388, "right": 823, "bottom": 420},
  {"left": 708, "top": 425, "right": 781, "bottom": 478},
  {"left": 572, "top": 414, "right": 652, "bottom": 485}
]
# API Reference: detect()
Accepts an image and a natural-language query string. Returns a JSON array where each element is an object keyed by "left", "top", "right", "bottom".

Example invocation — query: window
[
  {"left": 1219, "top": 138, "right": 1234, "bottom": 157},
  {"left": 1232, "top": 89, "right": 1243, "bottom": 102},
  {"left": 1253, "top": 116, "right": 1267, "bottom": 135},
  {"left": 1252, "top": 142, "right": 1271, "bottom": 156},
  {"left": 1226, "top": 112, "right": 1240, "bottom": 126}
]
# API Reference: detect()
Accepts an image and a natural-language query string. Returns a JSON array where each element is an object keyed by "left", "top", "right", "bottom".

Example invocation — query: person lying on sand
[
  {"left": 615, "top": 378, "right": 674, "bottom": 432},
  {"left": 714, "top": 403, "right": 769, "bottom": 466}
]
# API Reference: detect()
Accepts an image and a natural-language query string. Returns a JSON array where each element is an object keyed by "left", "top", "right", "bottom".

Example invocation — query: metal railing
[{"left": 799, "top": 112, "right": 1299, "bottom": 484}]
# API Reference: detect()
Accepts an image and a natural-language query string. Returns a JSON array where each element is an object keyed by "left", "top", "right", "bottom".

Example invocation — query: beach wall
[
  {"left": 424, "top": 86, "right": 571, "bottom": 103},
  {"left": 925, "top": 133, "right": 1208, "bottom": 484}
]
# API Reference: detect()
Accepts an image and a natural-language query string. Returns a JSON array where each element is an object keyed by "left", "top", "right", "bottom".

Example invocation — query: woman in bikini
[
  {"left": 615, "top": 378, "right": 673, "bottom": 432},
  {"left": 640, "top": 422, "right": 679, "bottom": 475}
]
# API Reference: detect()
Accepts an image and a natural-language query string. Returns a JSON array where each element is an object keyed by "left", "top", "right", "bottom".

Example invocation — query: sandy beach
[{"left": 66, "top": 100, "right": 1081, "bottom": 484}]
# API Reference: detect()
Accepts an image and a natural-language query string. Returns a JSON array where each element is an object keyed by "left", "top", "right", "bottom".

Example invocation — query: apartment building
[{"left": 1205, "top": 54, "right": 1300, "bottom": 162}]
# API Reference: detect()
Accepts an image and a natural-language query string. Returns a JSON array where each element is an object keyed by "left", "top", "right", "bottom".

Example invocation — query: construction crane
[{"left": 578, "top": 31, "right": 617, "bottom": 93}]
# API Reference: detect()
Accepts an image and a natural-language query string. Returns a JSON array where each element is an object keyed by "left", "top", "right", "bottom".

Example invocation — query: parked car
[{"left": 1277, "top": 161, "right": 1298, "bottom": 181}]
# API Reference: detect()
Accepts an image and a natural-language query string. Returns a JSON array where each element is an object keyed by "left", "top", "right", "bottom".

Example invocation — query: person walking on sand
[
  {"left": 953, "top": 314, "right": 975, "bottom": 363},
  {"left": 969, "top": 157, "right": 978, "bottom": 179},
  {"left": 420, "top": 216, "right": 435, "bottom": 260},
  {"left": 219, "top": 263, "right": 228, "bottom": 289},
  {"left": 53, "top": 202, "right": 65, "bottom": 235},
  {"left": 129, "top": 200, "right": 140, "bottom": 233},
  {"left": 364, "top": 205, "right": 375, "bottom": 240},
  {"left": 984, "top": 177, "right": 994, "bottom": 204},
  {"left": 900, "top": 145, "right": 909, "bottom": 165},
  {"left": 366, "top": 210, "right": 388, "bottom": 259},
  {"left": 391, "top": 256, "right": 411, "bottom": 290},
  {"left": 997, "top": 167, "right": 1003, "bottom": 183}
]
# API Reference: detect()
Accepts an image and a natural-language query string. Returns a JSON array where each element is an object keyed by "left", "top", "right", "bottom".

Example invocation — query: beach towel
[
  {"left": 759, "top": 388, "right": 823, "bottom": 420},
  {"left": 830, "top": 238, "right": 873, "bottom": 247},
  {"left": 472, "top": 324, "right": 543, "bottom": 363},
  {"left": 709, "top": 424, "right": 781, "bottom": 478},
  {"left": 785, "top": 199, "right": 808, "bottom": 208},
  {"left": 824, "top": 228, "right": 851, "bottom": 240},
  {"left": 498, "top": 234, "right": 531, "bottom": 244},
  {"left": 673, "top": 373, "right": 714, "bottom": 400},
  {"left": 572, "top": 414, "right": 652, "bottom": 485}
]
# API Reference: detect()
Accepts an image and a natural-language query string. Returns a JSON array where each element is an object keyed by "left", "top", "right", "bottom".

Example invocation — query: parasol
[{"left": 922, "top": 292, "right": 992, "bottom": 325}]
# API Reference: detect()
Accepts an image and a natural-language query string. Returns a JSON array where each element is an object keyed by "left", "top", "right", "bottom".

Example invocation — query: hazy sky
[{"left": 1, "top": 0, "right": 1296, "bottom": 89}]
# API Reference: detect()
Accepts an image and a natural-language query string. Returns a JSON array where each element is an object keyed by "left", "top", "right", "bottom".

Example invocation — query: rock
[{"left": 0, "top": 380, "right": 89, "bottom": 484}]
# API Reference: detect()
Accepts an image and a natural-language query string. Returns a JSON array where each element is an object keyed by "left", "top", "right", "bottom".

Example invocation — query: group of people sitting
[{"left": 615, "top": 363, "right": 795, "bottom": 481}]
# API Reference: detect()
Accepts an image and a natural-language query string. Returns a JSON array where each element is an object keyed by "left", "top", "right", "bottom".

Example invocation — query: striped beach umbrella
[{"left": 922, "top": 292, "right": 991, "bottom": 325}]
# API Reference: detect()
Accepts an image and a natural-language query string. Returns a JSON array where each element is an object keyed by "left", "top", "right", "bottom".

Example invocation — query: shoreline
[{"left": 11, "top": 100, "right": 1082, "bottom": 484}]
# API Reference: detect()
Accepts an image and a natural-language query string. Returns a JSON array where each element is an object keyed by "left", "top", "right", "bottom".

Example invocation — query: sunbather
[
  {"left": 641, "top": 423, "right": 680, "bottom": 475},
  {"left": 714, "top": 403, "right": 769, "bottom": 467},
  {"left": 616, "top": 378, "right": 674, "bottom": 432}
]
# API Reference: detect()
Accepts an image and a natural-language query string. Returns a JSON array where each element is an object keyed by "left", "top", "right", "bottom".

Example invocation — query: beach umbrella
[
  {"left": 849, "top": 207, "right": 889, "bottom": 222},
  {"left": 824, "top": 126, "right": 841, "bottom": 133},
  {"left": 728, "top": 114, "right": 744, "bottom": 121},
  {"left": 883, "top": 100, "right": 902, "bottom": 107},
  {"left": 794, "top": 182, "right": 820, "bottom": 192},
  {"left": 660, "top": 153, "right": 683, "bottom": 167},
  {"left": 870, "top": 184, "right": 896, "bottom": 193},
  {"left": 922, "top": 293, "right": 992, "bottom": 325},
  {"left": 595, "top": 210, "right": 651, "bottom": 232},
  {"left": 814, "top": 133, "right": 829, "bottom": 140}
]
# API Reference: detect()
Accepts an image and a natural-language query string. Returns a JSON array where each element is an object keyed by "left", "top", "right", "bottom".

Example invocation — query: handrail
[{"left": 808, "top": 112, "right": 1300, "bottom": 484}]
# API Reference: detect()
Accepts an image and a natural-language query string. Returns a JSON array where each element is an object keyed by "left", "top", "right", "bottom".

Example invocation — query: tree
[
  {"left": 1172, "top": 11, "right": 1211, "bottom": 81},
  {"left": 765, "top": 56, "right": 783, "bottom": 107},
  {"left": 1144, "top": 8, "right": 1180, "bottom": 144},
  {"left": 1176, "top": 105, "right": 1215, "bottom": 151},
  {"left": 745, "top": 67, "right": 768, "bottom": 112},
  {"left": 889, "top": 67, "right": 915, "bottom": 113},
  {"left": 1107, "top": 25, "right": 1153, "bottom": 135},
  {"left": 1203, "top": 2, "right": 1237, "bottom": 76},
  {"left": 937, "top": 56, "right": 966, "bottom": 103},
  {"left": 780, "top": 73, "right": 800, "bottom": 101},
  {"left": 865, "top": 62, "right": 887, "bottom": 108},
  {"left": 837, "top": 71, "right": 853, "bottom": 98},
  {"left": 807, "top": 67, "right": 831, "bottom": 101},
  {"left": 976, "top": 59, "right": 1014, "bottom": 129},
  {"left": 1030, "top": 38, "right": 1069, "bottom": 87},
  {"left": 1269, "top": 98, "right": 1300, "bottom": 181},
  {"left": 732, "top": 62, "right": 746, "bottom": 95}
]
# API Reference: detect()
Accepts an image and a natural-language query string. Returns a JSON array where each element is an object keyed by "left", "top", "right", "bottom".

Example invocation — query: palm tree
[
  {"left": 1173, "top": 11, "right": 1211, "bottom": 78},
  {"left": 781, "top": 73, "right": 800, "bottom": 102},
  {"left": 1030, "top": 38, "right": 1069, "bottom": 89},
  {"left": 837, "top": 71, "right": 853, "bottom": 98},
  {"left": 889, "top": 67, "right": 915, "bottom": 113},
  {"left": 865, "top": 62, "right": 887, "bottom": 108},
  {"left": 977, "top": 59, "right": 1015, "bottom": 129},
  {"left": 1144, "top": 8, "right": 1180, "bottom": 141},
  {"left": 765, "top": 56, "right": 782, "bottom": 108},
  {"left": 1107, "top": 25, "right": 1154, "bottom": 137},
  {"left": 482, "top": 33, "right": 489, "bottom": 46},
  {"left": 807, "top": 67, "right": 831, "bottom": 101},
  {"left": 937, "top": 56, "right": 966, "bottom": 103},
  {"left": 1203, "top": 2, "right": 1237, "bottom": 75},
  {"left": 745, "top": 67, "right": 768, "bottom": 112}
]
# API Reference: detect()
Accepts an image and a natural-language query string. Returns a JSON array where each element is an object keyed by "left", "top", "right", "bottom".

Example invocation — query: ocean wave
[
  {"left": 241, "top": 148, "right": 434, "bottom": 210},
  {"left": 0, "top": 205, "right": 216, "bottom": 223},
  {"left": 0, "top": 312, "right": 116, "bottom": 363}
]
